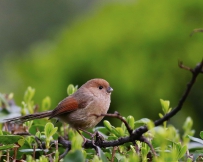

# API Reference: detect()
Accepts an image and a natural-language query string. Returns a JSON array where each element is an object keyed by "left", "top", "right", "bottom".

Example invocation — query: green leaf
[
  {"left": 116, "top": 127, "right": 125, "bottom": 137},
  {"left": 0, "top": 93, "right": 9, "bottom": 109},
  {"left": 127, "top": 116, "right": 135, "bottom": 129},
  {"left": 187, "top": 135, "right": 203, "bottom": 145},
  {"left": 159, "top": 113, "right": 163, "bottom": 118},
  {"left": 178, "top": 145, "right": 187, "bottom": 159},
  {"left": 103, "top": 120, "right": 112, "bottom": 132},
  {"left": 20, "top": 149, "right": 45, "bottom": 152},
  {"left": 111, "top": 127, "right": 120, "bottom": 137},
  {"left": 44, "top": 122, "right": 58, "bottom": 138},
  {"left": 160, "top": 99, "right": 170, "bottom": 114},
  {"left": 97, "top": 147, "right": 108, "bottom": 162},
  {"left": 42, "top": 96, "right": 51, "bottom": 111},
  {"left": 0, "top": 135, "right": 23, "bottom": 145},
  {"left": 121, "top": 122, "right": 127, "bottom": 134},
  {"left": 67, "top": 84, "right": 76, "bottom": 95},
  {"left": 0, "top": 144, "right": 15, "bottom": 150},
  {"left": 71, "top": 133, "right": 83, "bottom": 150},
  {"left": 18, "top": 138, "right": 25, "bottom": 146},
  {"left": 24, "top": 86, "right": 35, "bottom": 103},
  {"left": 93, "top": 126, "right": 108, "bottom": 136},
  {"left": 183, "top": 117, "right": 193, "bottom": 131},
  {"left": 200, "top": 131, "right": 203, "bottom": 139},
  {"left": 63, "top": 150, "right": 84, "bottom": 162},
  {"left": 134, "top": 118, "right": 151, "bottom": 124}
]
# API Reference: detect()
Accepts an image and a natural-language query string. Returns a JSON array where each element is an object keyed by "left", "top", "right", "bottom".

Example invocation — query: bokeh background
[{"left": 1, "top": 0, "right": 203, "bottom": 135}]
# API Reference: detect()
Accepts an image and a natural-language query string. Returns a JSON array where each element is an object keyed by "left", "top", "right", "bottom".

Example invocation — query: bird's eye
[{"left": 99, "top": 86, "right": 103, "bottom": 90}]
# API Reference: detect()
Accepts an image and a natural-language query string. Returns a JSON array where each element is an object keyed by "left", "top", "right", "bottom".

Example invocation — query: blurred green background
[{"left": 1, "top": 0, "right": 203, "bottom": 135}]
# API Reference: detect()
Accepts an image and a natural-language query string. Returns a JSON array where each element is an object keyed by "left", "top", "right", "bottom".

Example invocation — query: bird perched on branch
[{"left": 5, "top": 78, "right": 113, "bottom": 132}]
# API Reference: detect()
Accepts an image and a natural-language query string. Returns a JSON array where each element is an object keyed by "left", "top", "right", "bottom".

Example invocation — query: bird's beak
[{"left": 107, "top": 86, "right": 113, "bottom": 93}]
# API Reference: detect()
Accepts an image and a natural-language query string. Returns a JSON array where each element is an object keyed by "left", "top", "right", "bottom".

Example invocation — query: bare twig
[
  {"left": 58, "top": 136, "right": 71, "bottom": 160},
  {"left": 92, "top": 111, "right": 133, "bottom": 134},
  {"left": 139, "top": 136, "right": 156, "bottom": 156},
  {"left": 111, "top": 146, "right": 118, "bottom": 162},
  {"left": 59, "top": 148, "right": 69, "bottom": 160},
  {"left": 190, "top": 28, "right": 203, "bottom": 37}
]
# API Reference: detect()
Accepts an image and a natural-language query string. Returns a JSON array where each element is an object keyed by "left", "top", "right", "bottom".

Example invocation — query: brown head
[{"left": 81, "top": 78, "right": 113, "bottom": 97}]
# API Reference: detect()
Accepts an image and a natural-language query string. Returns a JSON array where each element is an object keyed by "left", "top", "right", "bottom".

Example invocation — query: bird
[{"left": 5, "top": 78, "right": 113, "bottom": 132}]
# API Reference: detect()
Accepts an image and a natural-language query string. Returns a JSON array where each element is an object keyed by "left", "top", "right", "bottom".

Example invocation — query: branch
[
  {"left": 59, "top": 61, "right": 203, "bottom": 156},
  {"left": 92, "top": 111, "right": 133, "bottom": 134}
]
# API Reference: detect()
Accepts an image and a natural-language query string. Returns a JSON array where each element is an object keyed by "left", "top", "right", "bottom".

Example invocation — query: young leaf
[
  {"left": 24, "top": 87, "right": 35, "bottom": 103},
  {"left": 178, "top": 145, "right": 187, "bottom": 159},
  {"left": 67, "top": 84, "right": 76, "bottom": 96},
  {"left": 160, "top": 99, "right": 170, "bottom": 114},
  {"left": 134, "top": 118, "right": 151, "bottom": 125},
  {"left": 127, "top": 115, "right": 135, "bottom": 129},
  {"left": 183, "top": 117, "right": 193, "bottom": 131},
  {"left": 103, "top": 120, "right": 113, "bottom": 132},
  {"left": 42, "top": 96, "right": 51, "bottom": 111},
  {"left": 44, "top": 122, "right": 58, "bottom": 139},
  {"left": 200, "top": 131, "right": 203, "bottom": 139}
]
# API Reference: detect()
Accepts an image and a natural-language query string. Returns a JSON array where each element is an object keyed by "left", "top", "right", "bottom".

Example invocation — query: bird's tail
[{"left": 4, "top": 111, "right": 52, "bottom": 123}]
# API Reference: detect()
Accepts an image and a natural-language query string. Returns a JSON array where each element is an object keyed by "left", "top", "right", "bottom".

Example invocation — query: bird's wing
[{"left": 49, "top": 96, "right": 87, "bottom": 119}]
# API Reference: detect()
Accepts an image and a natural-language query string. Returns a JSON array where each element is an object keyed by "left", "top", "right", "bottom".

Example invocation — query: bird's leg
[
  {"left": 77, "top": 128, "right": 104, "bottom": 147},
  {"left": 91, "top": 131, "right": 104, "bottom": 146},
  {"left": 76, "top": 129, "right": 88, "bottom": 145}
]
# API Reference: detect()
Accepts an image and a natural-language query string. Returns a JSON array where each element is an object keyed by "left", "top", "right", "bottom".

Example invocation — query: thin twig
[
  {"left": 58, "top": 136, "right": 71, "bottom": 160},
  {"left": 92, "top": 111, "right": 133, "bottom": 134},
  {"left": 139, "top": 136, "right": 156, "bottom": 156},
  {"left": 111, "top": 146, "right": 118, "bottom": 162},
  {"left": 59, "top": 148, "right": 69, "bottom": 160},
  {"left": 133, "top": 141, "right": 140, "bottom": 155}
]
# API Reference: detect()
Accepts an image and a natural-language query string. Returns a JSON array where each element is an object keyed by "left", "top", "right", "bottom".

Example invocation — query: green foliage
[
  {"left": 44, "top": 122, "right": 58, "bottom": 149},
  {"left": 1, "top": 87, "right": 203, "bottom": 161},
  {"left": 67, "top": 84, "right": 78, "bottom": 96},
  {"left": 41, "top": 96, "right": 51, "bottom": 112},
  {"left": 2, "top": 0, "right": 203, "bottom": 135},
  {"left": 159, "top": 99, "right": 172, "bottom": 128},
  {"left": 22, "top": 86, "right": 35, "bottom": 115}
]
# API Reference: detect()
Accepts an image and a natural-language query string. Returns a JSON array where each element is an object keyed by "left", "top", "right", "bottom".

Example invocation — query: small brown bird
[{"left": 5, "top": 78, "right": 113, "bottom": 131}]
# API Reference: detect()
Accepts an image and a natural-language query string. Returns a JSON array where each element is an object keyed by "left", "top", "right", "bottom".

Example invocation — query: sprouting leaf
[
  {"left": 44, "top": 122, "right": 58, "bottom": 139},
  {"left": 183, "top": 117, "right": 193, "bottom": 131},
  {"left": 103, "top": 120, "right": 112, "bottom": 132},
  {"left": 159, "top": 113, "right": 163, "bottom": 118},
  {"left": 134, "top": 118, "right": 151, "bottom": 124},
  {"left": 24, "top": 87, "right": 35, "bottom": 103},
  {"left": 200, "top": 131, "right": 203, "bottom": 139},
  {"left": 42, "top": 96, "right": 51, "bottom": 111},
  {"left": 115, "top": 127, "right": 125, "bottom": 137},
  {"left": 127, "top": 116, "right": 135, "bottom": 129},
  {"left": 160, "top": 99, "right": 170, "bottom": 114},
  {"left": 67, "top": 84, "right": 76, "bottom": 95},
  {"left": 178, "top": 145, "right": 187, "bottom": 159}
]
